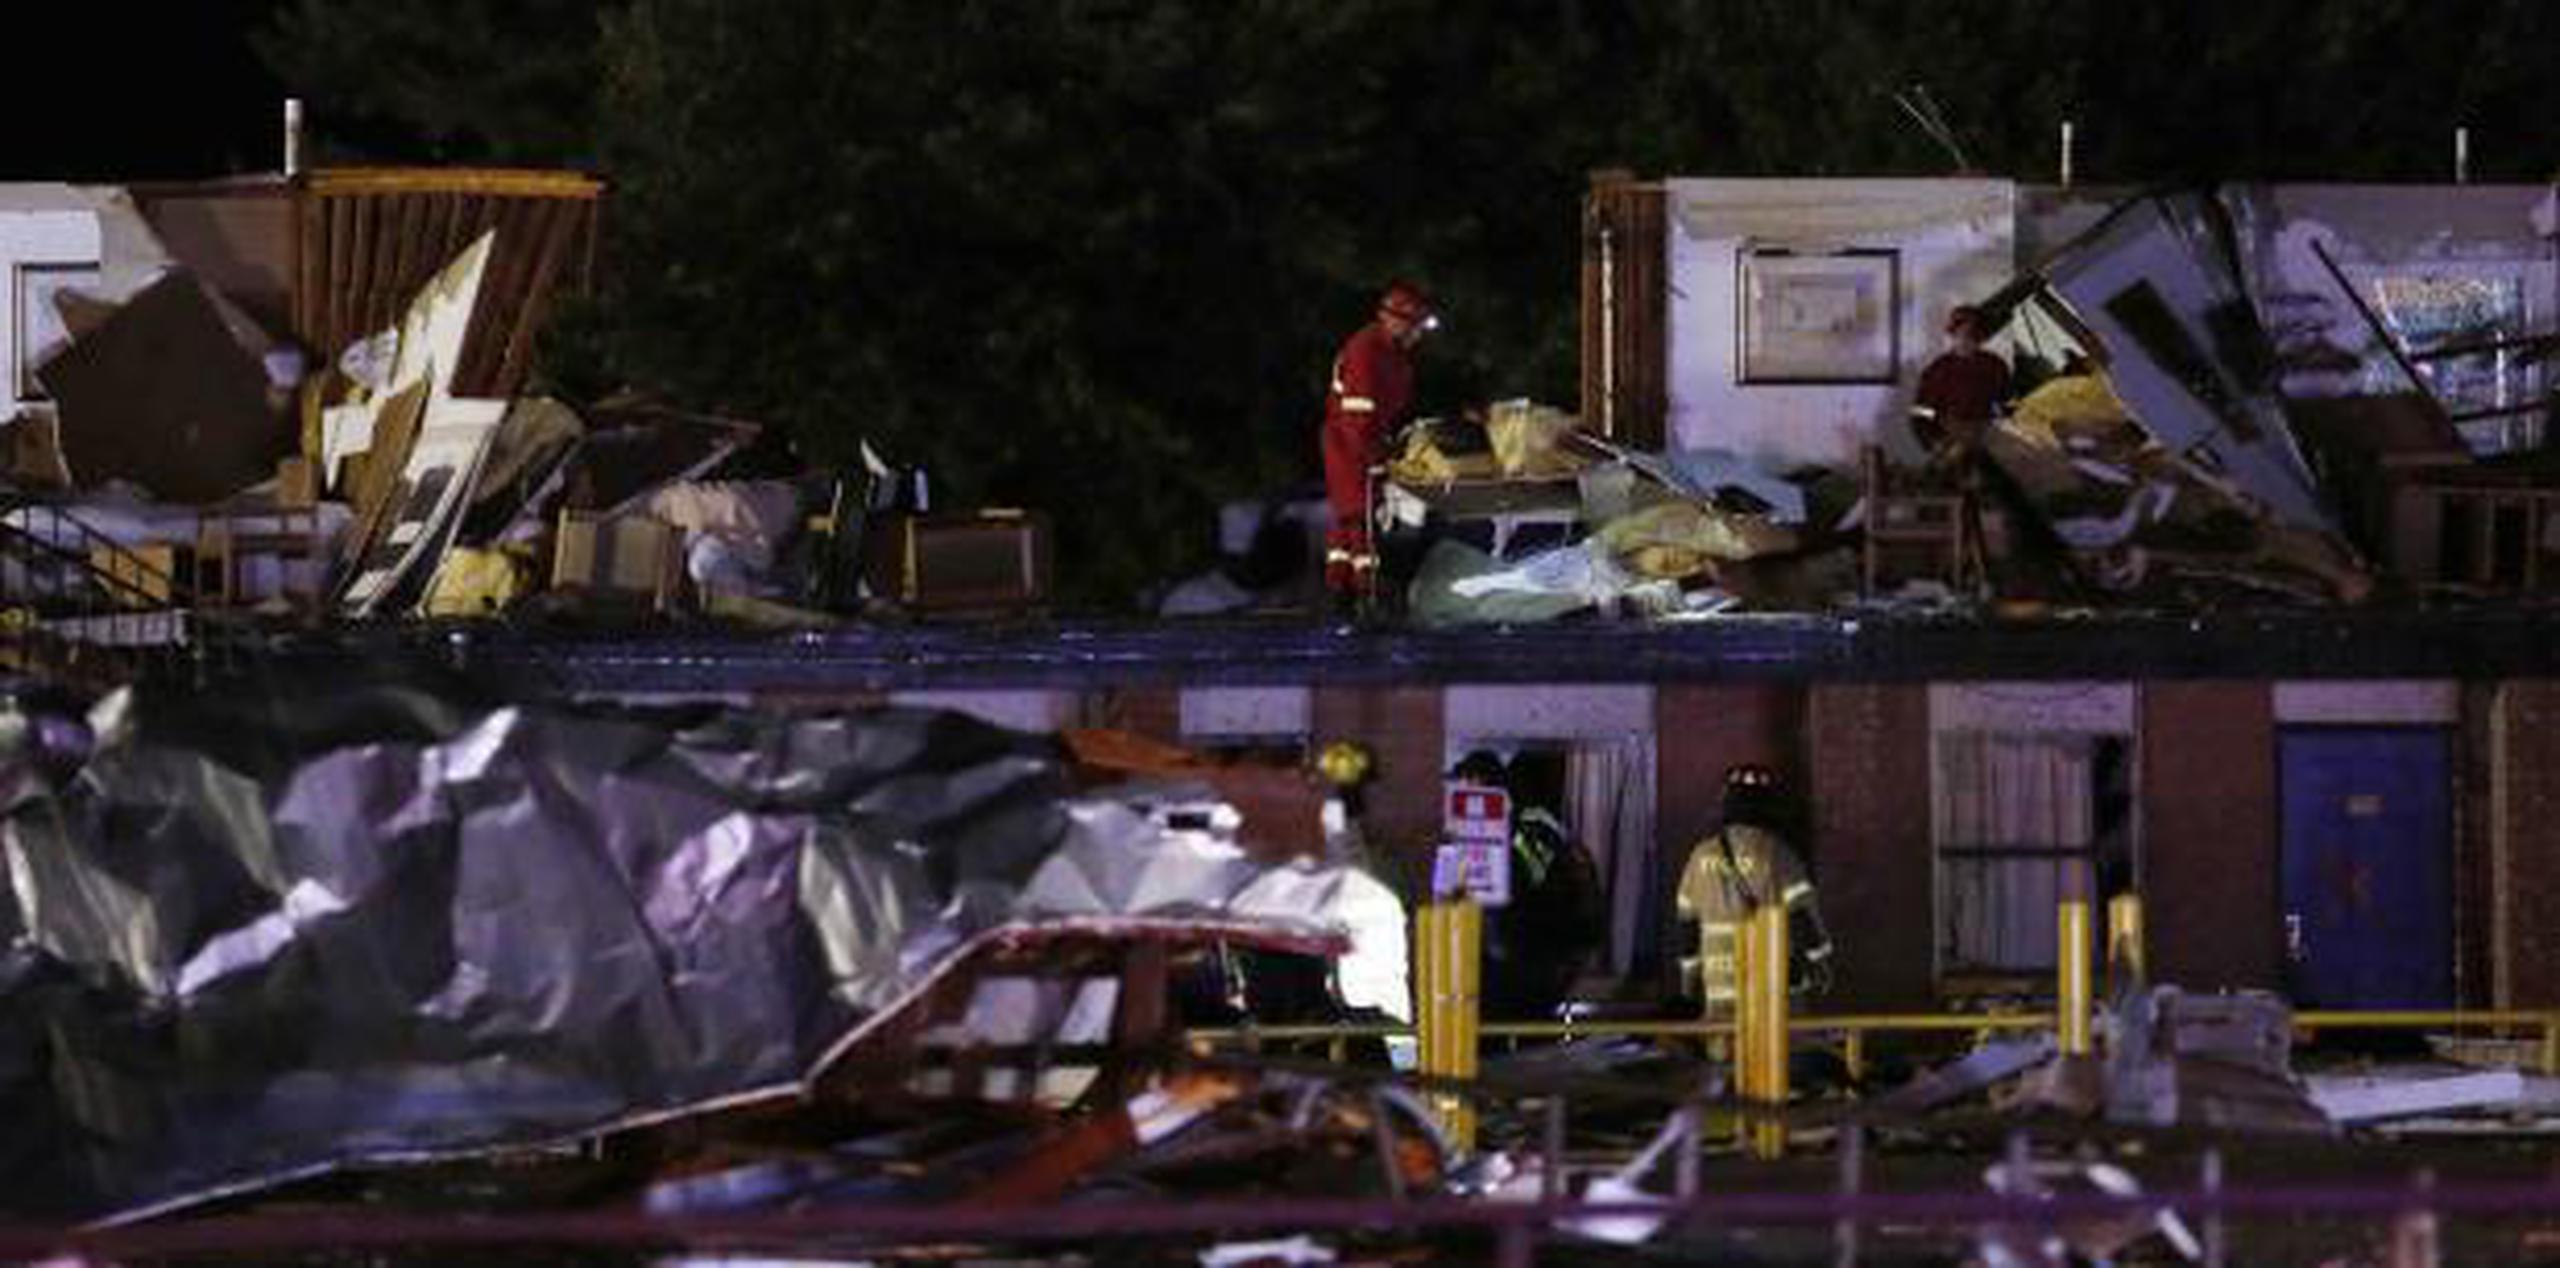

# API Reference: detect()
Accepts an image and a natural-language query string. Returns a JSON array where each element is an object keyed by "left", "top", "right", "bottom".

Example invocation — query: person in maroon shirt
[
  {"left": 1912, "top": 304, "right": 2011, "bottom": 453},
  {"left": 1319, "top": 280, "right": 1435, "bottom": 611}
]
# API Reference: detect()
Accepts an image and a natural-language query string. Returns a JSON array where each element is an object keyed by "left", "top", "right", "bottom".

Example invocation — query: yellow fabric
[
  {"left": 1485, "top": 400, "right": 1584, "bottom": 479},
  {"left": 422, "top": 546, "right": 533, "bottom": 617},
  {"left": 1592, "top": 500, "right": 1796, "bottom": 579},
  {"left": 1388, "top": 428, "right": 1491, "bottom": 486},
  {"left": 2004, "top": 372, "right": 2133, "bottom": 450}
]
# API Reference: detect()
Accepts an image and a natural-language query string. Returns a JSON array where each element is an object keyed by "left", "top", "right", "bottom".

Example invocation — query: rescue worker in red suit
[
  {"left": 1320, "top": 281, "right": 1436, "bottom": 611},
  {"left": 1911, "top": 304, "right": 2011, "bottom": 454}
]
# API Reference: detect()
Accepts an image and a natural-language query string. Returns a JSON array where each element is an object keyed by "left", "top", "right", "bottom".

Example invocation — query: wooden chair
[
  {"left": 1861, "top": 444, "right": 1983, "bottom": 596},
  {"left": 194, "top": 504, "right": 329, "bottom": 622}
]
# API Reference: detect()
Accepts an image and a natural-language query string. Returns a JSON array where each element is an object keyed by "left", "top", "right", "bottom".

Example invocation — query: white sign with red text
[{"left": 1442, "top": 782, "right": 1510, "bottom": 844}]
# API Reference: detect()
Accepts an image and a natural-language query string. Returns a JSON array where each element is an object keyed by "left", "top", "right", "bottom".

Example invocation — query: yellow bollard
[
  {"left": 2057, "top": 899, "right": 2093, "bottom": 1058},
  {"left": 1413, "top": 901, "right": 1480, "bottom": 1151},
  {"left": 1746, "top": 903, "right": 1791, "bottom": 1159},
  {"left": 2106, "top": 893, "right": 2146, "bottom": 982},
  {"left": 1731, "top": 908, "right": 1757, "bottom": 1103}
]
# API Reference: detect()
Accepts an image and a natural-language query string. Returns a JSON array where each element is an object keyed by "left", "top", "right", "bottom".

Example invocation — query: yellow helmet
[{"left": 1317, "top": 740, "right": 1373, "bottom": 788}]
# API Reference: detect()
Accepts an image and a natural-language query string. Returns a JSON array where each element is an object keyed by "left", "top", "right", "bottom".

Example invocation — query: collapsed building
[{"left": 3, "top": 169, "right": 2560, "bottom": 1263}]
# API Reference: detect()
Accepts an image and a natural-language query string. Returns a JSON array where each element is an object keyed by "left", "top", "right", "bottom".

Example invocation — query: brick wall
[
  {"left": 1313, "top": 686, "right": 1445, "bottom": 900},
  {"left": 2492, "top": 681, "right": 2560, "bottom": 1006},
  {"left": 751, "top": 688, "right": 887, "bottom": 711},
  {"left": 1806, "top": 684, "right": 1934, "bottom": 1010},
  {"left": 1084, "top": 686, "right": 1181, "bottom": 742},
  {"left": 2139, "top": 682, "right": 2279, "bottom": 991}
]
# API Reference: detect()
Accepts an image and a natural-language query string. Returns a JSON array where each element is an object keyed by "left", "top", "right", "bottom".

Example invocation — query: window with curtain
[
  {"left": 1933, "top": 730, "right": 2101, "bottom": 977},
  {"left": 1563, "top": 737, "right": 1656, "bottom": 980},
  {"left": 1448, "top": 737, "right": 1658, "bottom": 984}
]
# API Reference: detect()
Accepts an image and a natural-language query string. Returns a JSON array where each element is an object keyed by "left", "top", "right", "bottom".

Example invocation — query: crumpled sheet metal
[{"left": 0, "top": 685, "right": 1355, "bottom": 1223}]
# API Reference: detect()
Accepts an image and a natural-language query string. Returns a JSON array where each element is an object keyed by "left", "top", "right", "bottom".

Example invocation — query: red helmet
[{"left": 1378, "top": 280, "right": 1434, "bottom": 324}]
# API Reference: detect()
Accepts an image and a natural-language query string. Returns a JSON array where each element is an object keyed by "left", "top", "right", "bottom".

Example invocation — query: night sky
[{"left": 8, "top": 2, "right": 286, "bottom": 181}]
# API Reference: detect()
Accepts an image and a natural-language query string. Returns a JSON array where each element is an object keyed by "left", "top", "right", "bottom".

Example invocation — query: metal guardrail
[
  {"left": 0, "top": 493, "right": 280, "bottom": 691},
  {"left": 0, "top": 495, "right": 193, "bottom": 689},
  {"left": 1197, "top": 1009, "right": 2560, "bottom": 1084},
  {"left": 1200, "top": 894, "right": 2560, "bottom": 1094}
]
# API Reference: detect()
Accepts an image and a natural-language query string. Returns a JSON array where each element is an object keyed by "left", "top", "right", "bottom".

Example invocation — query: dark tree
[{"left": 253, "top": 0, "right": 613, "bottom": 165}]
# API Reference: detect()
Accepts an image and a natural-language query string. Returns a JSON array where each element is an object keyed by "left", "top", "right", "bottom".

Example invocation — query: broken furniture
[
  {"left": 1860, "top": 444, "right": 1983, "bottom": 596},
  {"left": 862, "top": 509, "right": 1052, "bottom": 614},
  {"left": 2104, "top": 986, "right": 2332, "bottom": 1134},
  {"left": 2383, "top": 469, "right": 2560, "bottom": 594},
  {"left": 551, "top": 508, "right": 684, "bottom": 613},
  {"left": 193, "top": 501, "right": 330, "bottom": 620},
  {"left": 1382, "top": 415, "right": 1599, "bottom": 560}
]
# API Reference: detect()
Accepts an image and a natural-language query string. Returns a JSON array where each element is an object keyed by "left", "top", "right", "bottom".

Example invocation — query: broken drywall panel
[
  {"left": 2222, "top": 183, "right": 2555, "bottom": 457},
  {"left": 2038, "top": 193, "right": 2337, "bottom": 537},
  {"left": 393, "top": 231, "right": 496, "bottom": 406},
  {"left": 339, "top": 395, "right": 505, "bottom": 616},
  {"left": 1, "top": 200, "right": 103, "bottom": 410},
  {"left": 37, "top": 270, "right": 285, "bottom": 502}
]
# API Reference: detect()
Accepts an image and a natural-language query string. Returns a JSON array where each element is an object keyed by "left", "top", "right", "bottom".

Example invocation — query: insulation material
[
  {"left": 1408, "top": 539, "right": 1604, "bottom": 627},
  {"left": 2003, "top": 372, "right": 2136, "bottom": 452},
  {"left": 1387, "top": 422, "right": 1495, "bottom": 487},
  {"left": 1590, "top": 499, "right": 1796, "bottom": 579},
  {"left": 0, "top": 685, "right": 1370, "bottom": 1223},
  {"left": 1981, "top": 370, "right": 2374, "bottom": 603},
  {"left": 419, "top": 545, "right": 535, "bottom": 617},
  {"left": 1485, "top": 399, "right": 1586, "bottom": 479}
]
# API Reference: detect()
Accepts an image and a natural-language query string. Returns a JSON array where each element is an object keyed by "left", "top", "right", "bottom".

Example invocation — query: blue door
[{"left": 2279, "top": 728, "right": 2452, "bottom": 1008}]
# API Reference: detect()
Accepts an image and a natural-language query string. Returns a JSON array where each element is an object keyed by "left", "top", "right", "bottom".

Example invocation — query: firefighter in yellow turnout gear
[{"left": 1676, "top": 764, "right": 1834, "bottom": 1012}]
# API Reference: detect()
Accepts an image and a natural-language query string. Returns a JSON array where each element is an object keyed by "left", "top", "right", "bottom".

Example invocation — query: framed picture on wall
[
  {"left": 14, "top": 262, "right": 100, "bottom": 403},
  {"left": 1736, "top": 247, "right": 1900, "bottom": 384}
]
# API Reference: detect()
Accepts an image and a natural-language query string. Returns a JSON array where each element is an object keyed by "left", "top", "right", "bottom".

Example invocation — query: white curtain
[
  {"left": 1933, "top": 732, "right": 2094, "bottom": 973},
  {"left": 1566, "top": 736, "right": 1656, "bottom": 978}
]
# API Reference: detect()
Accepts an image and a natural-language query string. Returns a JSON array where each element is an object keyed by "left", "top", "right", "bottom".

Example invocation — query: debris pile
[{"left": 0, "top": 678, "right": 1407, "bottom": 1228}]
